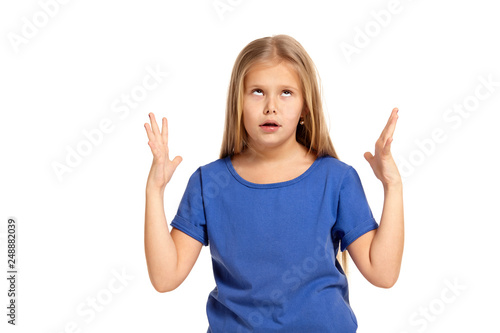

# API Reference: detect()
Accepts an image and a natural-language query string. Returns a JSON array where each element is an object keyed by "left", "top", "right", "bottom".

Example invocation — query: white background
[{"left": 1, "top": 0, "right": 499, "bottom": 332}]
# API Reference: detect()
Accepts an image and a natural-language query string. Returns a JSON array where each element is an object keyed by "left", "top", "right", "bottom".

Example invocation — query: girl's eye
[
  {"left": 252, "top": 89, "right": 263, "bottom": 96},
  {"left": 282, "top": 90, "right": 292, "bottom": 96}
]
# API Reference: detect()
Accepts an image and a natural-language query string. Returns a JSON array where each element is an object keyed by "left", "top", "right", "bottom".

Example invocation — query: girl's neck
[{"left": 242, "top": 141, "right": 311, "bottom": 166}]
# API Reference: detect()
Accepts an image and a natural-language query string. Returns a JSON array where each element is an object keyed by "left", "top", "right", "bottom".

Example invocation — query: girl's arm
[
  {"left": 347, "top": 182, "right": 404, "bottom": 288},
  {"left": 144, "top": 113, "right": 203, "bottom": 292},
  {"left": 346, "top": 108, "right": 404, "bottom": 288},
  {"left": 145, "top": 188, "right": 203, "bottom": 292}
]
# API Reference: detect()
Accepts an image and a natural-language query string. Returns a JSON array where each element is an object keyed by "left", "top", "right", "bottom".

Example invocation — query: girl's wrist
[
  {"left": 382, "top": 179, "right": 402, "bottom": 192},
  {"left": 146, "top": 183, "right": 166, "bottom": 196}
]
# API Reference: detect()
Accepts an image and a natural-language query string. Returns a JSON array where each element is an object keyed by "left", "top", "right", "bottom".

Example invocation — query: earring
[{"left": 299, "top": 117, "right": 305, "bottom": 125}]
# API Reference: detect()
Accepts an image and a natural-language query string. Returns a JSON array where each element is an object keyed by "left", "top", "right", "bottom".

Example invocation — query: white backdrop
[{"left": 1, "top": 0, "right": 499, "bottom": 332}]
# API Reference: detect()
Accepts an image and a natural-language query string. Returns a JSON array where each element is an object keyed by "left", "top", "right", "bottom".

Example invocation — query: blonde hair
[{"left": 219, "top": 34, "right": 350, "bottom": 276}]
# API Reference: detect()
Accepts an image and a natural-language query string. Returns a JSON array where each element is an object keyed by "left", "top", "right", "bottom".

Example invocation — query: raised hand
[
  {"left": 363, "top": 107, "right": 402, "bottom": 187},
  {"left": 144, "top": 112, "right": 183, "bottom": 191}
]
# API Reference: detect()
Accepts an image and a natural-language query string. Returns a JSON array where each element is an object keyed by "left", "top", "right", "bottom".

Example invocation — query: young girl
[{"left": 144, "top": 35, "right": 404, "bottom": 332}]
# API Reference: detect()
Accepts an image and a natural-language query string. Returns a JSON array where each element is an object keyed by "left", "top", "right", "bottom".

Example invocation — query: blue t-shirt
[{"left": 170, "top": 154, "right": 379, "bottom": 332}]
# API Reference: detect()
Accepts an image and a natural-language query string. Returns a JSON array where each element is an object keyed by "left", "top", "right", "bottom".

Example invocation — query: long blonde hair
[{"left": 219, "top": 34, "right": 350, "bottom": 276}]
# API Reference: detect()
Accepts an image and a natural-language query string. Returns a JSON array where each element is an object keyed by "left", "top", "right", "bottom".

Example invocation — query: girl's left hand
[{"left": 364, "top": 107, "right": 402, "bottom": 187}]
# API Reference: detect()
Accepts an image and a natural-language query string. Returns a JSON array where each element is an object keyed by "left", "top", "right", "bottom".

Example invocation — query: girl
[{"left": 144, "top": 35, "right": 404, "bottom": 332}]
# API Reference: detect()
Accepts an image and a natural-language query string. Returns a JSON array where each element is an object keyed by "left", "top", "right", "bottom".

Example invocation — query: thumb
[
  {"left": 172, "top": 156, "right": 183, "bottom": 167},
  {"left": 364, "top": 152, "right": 373, "bottom": 164}
]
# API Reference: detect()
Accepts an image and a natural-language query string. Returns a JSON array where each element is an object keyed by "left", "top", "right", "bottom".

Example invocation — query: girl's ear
[{"left": 302, "top": 106, "right": 310, "bottom": 117}]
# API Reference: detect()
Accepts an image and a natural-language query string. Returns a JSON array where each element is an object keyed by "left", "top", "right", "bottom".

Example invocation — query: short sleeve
[
  {"left": 333, "top": 166, "right": 378, "bottom": 252},
  {"left": 170, "top": 167, "right": 209, "bottom": 246}
]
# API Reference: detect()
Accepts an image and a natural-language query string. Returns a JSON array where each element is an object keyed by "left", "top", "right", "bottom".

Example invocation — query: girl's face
[{"left": 242, "top": 61, "right": 305, "bottom": 153}]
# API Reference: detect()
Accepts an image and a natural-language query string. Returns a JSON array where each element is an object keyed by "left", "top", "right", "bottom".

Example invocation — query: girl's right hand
[{"left": 144, "top": 112, "right": 183, "bottom": 191}]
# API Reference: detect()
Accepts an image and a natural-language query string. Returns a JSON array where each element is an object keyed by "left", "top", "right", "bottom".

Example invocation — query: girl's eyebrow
[{"left": 246, "top": 84, "right": 300, "bottom": 91}]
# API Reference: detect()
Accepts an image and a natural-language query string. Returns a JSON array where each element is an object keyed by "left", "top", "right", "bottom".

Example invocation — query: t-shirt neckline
[{"left": 224, "top": 154, "right": 323, "bottom": 189}]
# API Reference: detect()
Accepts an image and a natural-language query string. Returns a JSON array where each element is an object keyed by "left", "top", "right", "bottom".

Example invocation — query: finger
[
  {"left": 383, "top": 108, "right": 398, "bottom": 133},
  {"left": 145, "top": 117, "right": 161, "bottom": 154},
  {"left": 382, "top": 136, "right": 394, "bottom": 155},
  {"left": 364, "top": 151, "right": 373, "bottom": 163},
  {"left": 146, "top": 114, "right": 156, "bottom": 139},
  {"left": 161, "top": 117, "right": 168, "bottom": 146},
  {"left": 149, "top": 112, "right": 161, "bottom": 137},
  {"left": 172, "top": 155, "right": 183, "bottom": 167},
  {"left": 144, "top": 122, "right": 155, "bottom": 142},
  {"left": 147, "top": 140, "right": 157, "bottom": 153},
  {"left": 380, "top": 108, "right": 399, "bottom": 140}
]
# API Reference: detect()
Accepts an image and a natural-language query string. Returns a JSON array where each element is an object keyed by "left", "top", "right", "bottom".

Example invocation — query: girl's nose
[{"left": 264, "top": 97, "right": 277, "bottom": 114}]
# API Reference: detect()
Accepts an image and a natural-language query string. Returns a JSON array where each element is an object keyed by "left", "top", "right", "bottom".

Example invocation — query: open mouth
[
  {"left": 259, "top": 121, "right": 280, "bottom": 132},
  {"left": 260, "top": 120, "right": 280, "bottom": 127}
]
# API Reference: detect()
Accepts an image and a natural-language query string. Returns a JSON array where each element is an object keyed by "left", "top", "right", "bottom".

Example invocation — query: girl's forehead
[
  {"left": 248, "top": 59, "right": 296, "bottom": 73},
  {"left": 245, "top": 60, "right": 300, "bottom": 82}
]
